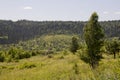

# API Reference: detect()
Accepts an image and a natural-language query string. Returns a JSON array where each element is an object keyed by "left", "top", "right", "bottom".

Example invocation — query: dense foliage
[
  {"left": 70, "top": 36, "right": 79, "bottom": 54},
  {"left": 83, "top": 12, "right": 104, "bottom": 68},
  {"left": 0, "top": 20, "right": 120, "bottom": 44},
  {"left": 105, "top": 37, "right": 120, "bottom": 59},
  {"left": 0, "top": 35, "right": 73, "bottom": 51}
]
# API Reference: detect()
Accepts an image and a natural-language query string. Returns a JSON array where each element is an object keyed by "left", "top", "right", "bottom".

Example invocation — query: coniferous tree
[{"left": 83, "top": 12, "right": 104, "bottom": 68}]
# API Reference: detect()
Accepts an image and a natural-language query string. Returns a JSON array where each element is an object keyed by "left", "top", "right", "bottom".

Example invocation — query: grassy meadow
[{"left": 0, "top": 51, "right": 120, "bottom": 80}]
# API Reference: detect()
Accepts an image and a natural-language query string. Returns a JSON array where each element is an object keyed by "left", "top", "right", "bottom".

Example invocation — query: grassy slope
[{"left": 0, "top": 53, "right": 120, "bottom": 80}]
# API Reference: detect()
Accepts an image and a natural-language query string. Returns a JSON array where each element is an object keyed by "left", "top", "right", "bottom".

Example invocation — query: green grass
[{"left": 0, "top": 52, "right": 120, "bottom": 80}]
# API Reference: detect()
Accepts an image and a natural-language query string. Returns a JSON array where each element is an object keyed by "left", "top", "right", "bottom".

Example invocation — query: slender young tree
[
  {"left": 105, "top": 37, "right": 120, "bottom": 59},
  {"left": 70, "top": 36, "right": 79, "bottom": 54},
  {"left": 83, "top": 12, "right": 104, "bottom": 68}
]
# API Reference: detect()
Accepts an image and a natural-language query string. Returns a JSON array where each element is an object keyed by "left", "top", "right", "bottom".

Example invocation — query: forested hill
[{"left": 0, "top": 20, "right": 120, "bottom": 44}]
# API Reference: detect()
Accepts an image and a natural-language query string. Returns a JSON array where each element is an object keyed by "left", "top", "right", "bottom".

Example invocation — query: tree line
[{"left": 0, "top": 20, "right": 120, "bottom": 44}]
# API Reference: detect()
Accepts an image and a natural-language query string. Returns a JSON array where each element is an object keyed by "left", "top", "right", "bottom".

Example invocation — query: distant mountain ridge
[{"left": 0, "top": 20, "right": 120, "bottom": 44}]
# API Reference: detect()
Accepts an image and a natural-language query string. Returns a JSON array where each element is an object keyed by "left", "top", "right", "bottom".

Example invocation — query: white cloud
[
  {"left": 103, "top": 11, "right": 109, "bottom": 14},
  {"left": 114, "top": 12, "right": 120, "bottom": 14},
  {"left": 24, "top": 6, "right": 32, "bottom": 10}
]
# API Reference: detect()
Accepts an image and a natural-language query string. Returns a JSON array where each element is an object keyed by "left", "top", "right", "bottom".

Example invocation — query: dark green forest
[{"left": 0, "top": 20, "right": 120, "bottom": 44}]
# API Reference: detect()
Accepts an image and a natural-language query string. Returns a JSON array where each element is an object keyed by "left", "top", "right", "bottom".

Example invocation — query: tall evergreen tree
[{"left": 83, "top": 12, "right": 104, "bottom": 68}]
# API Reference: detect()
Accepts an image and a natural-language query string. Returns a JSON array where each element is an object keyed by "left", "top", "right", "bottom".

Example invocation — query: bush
[
  {"left": 46, "top": 50, "right": 55, "bottom": 55},
  {"left": 6, "top": 55, "right": 12, "bottom": 62},
  {"left": 6, "top": 48, "right": 32, "bottom": 62},
  {"left": 8, "top": 47, "right": 18, "bottom": 58},
  {"left": 48, "top": 54, "right": 53, "bottom": 58},
  {"left": 59, "top": 55, "right": 64, "bottom": 59},
  {"left": 18, "top": 62, "right": 36, "bottom": 69},
  {"left": 21, "top": 51, "right": 31, "bottom": 58},
  {"left": 70, "top": 36, "right": 79, "bottom": 54},
  {"left": 31, "top": 51, "right": 37, "bottom": 56},
  {"left": 0, "top": 52, "right": 5, "bottom": 62},
  {"left": 62, "top": 50, "right": 69, "bottom": 55},
  {"left": 14, "top": 52, "right": 23, "bottom": 59},
  {"left": 15, "top": 51, "right": 31, "bottom": 59},
  {"left": 8, "top": 47, "right": 24, "bottom": 60},
  {"left": 77, "top": 49, "right": 90, "bottom": 63}
]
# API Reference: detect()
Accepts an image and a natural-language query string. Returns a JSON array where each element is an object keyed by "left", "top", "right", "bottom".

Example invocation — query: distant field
[{"left": 0, "top": 52, "right": 120, "bottom": 80}]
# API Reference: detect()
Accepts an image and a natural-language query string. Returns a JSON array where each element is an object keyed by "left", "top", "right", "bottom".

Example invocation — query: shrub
[
  {"left": 22, "top": 51, "right": 31, "bottom": 58},
  {"left": 70, "top": 36, "right": 79, "bottom": 54},
  {"left": 8, "top": 47, "right": 18, "bottom": 58},
  {"left": 18, "top": 62, "right": 36, "bottom": 69},
  {"left": 8, "top": 47, "right": 23, "bottom": 60},
  {"left": 62, "top": 50, "right": 69, "bottom": 55},
  {"left": 46, "top": 50, "right": 55, "bottom": 55},
  {"left": 48, "top": 54, "right": 53, "bottom": 58},
  {"left": 77, "top": 49, "right": 90, "bottom": 63},
  {"left": 5, "top": 55, "right": 12, "bottom": 62},
  {"left": 6, "top": 48, "right": 32, "bottom": 62},
  {"left": 0, "top": 51, "right": 5, "bottom": 62},
  {"left": 59, "top": 55, "right": 64, "bottom": 59},
  {"left": 31, "top": 51, "right": 37, "bottom": 56},
  {"left": 14, "top": 51, "right": 23, "bottom": 59}
]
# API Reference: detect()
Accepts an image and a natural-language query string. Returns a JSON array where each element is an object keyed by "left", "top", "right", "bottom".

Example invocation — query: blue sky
[{"left": 0, "top": 0, "right": 120, "bottom": 21}]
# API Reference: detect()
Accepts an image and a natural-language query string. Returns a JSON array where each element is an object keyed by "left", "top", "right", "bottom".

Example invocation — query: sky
[{"left": 0, "top": 0, "right": 120, "bottom": 21}]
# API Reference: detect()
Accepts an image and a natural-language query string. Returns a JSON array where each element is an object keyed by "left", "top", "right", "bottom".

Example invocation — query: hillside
[
  {"left": 0, "top": 20, "right": 120, "bottom": 44},
  {"left": 0, "top": 35, "right": 80, "bottom": 51},
  {"left": 0, "top": 19, "right": 120, "bottom": 80}
]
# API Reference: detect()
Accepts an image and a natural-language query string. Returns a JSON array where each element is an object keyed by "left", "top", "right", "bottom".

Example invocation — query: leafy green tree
[
  {"left": 83, "top": 12, "right": 104, "bottom": 68},
  {"left": 105, "top": 37, "right": 120, "bottom": 59},
  {"left": 70, "top": 36, "right": 79, "bottom": 54}
]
